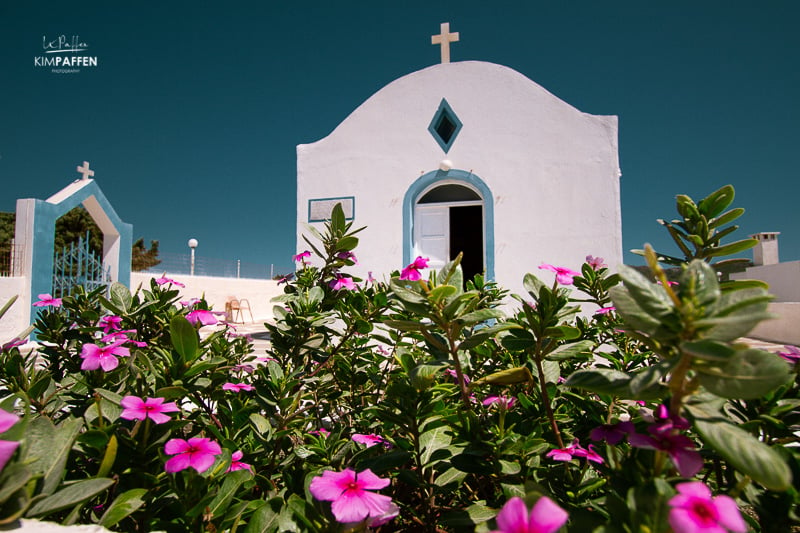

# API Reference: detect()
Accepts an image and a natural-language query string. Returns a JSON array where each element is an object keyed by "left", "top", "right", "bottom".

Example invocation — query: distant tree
[
  {"left": 0, "top": 208, "right": 161, "bottom": 269},
  {"left": 55, "top": 207, "right": 103, "bottom": 256},
  {"left": 132, "top": 238, "right": 162, "bottom": 271},
  {"left": 0, "top": 213, "right": 14, "bottom": 244}
]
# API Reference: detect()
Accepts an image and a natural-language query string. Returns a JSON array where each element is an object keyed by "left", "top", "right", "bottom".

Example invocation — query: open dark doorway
[{"left": 450, "top": 205, "right": 483, "bottom": 282}]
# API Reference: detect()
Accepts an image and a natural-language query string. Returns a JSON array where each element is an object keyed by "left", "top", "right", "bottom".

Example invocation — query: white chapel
[{"left": 296, "top": 23, "right": 622, "bottom": 292}]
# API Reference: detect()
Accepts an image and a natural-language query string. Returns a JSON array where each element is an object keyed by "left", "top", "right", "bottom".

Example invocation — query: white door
[{"left": 413, "top": 205, "right": 449, "bottom": 272}]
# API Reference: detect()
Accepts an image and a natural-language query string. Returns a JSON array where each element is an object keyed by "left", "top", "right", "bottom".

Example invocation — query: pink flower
[
  {"left": 2, "top": 338, "right": 25, "bottom": 351},
  {"left": 336, "top": 251, "right": 358, "bottom": 264},
  {"left": 309, "top": 468, "right": 396, "bottom": 525},
  {"left": 668, "top": 482, "right": 746, "bottom": 533},
  {"left": 277, "top": 273, "right": 294, "bottom": 285},
  {"left": 445, "top": 368, "right": 470, "bottom": 385},
  {"left": 352, "top": 433, "right": 390, "bottom": 448},
  {"left": 33, "top": 293, "right": 62, "bottom": 307},
  {"left": 223, "top": 382, "right": 254, "bottom": 392},
  {"left": 120, "top": 396, "right": 179, "bottom": 424},
  {"left": 155, "top": 276, "right": 185, "bottom": 288},
  {"left": 367, "top": 271, "right": 376, "bottom": 284},
  {"left": 164, "top": 437, "right": 222, "bottom": 473},
  {"left": 590, "top": 421, "right": 634, "bottom": 445},
  {"left": 490, "top": 496, "right": 568, "bottom": 533},
  {"left": 586, "top": 255, "right": 607, "bottom": 270},
  {"left": 400, "top": 256, "right": 429, "bottom": 281},
  {"left": 80, "top": 341, "right": 131, "bottom": 372},
  {"left": 293, "top": 250, "right": 311, "bottom": 263},
  {"left": 329, "top": 275, "right": 357, "bottom": 291},
  {"left": 186, "top": 309, "right": 217, "bottom": 326},
  {"left": 483, "top": 395, "right": 516, "bottom": 410},
  {"left": 102, "top": 331, "right": 147, "bottom": 348},
  {"left": 310, "top": 428, "right": 330, "bottom": 437},
  {"left": 573, "top": 443, "right": 604, "bottom": 464},
  {"left": 538, "top": 264, "right": 581, "bottom": 285},
  {"left": 778, "top": 345, "right": 800, "bottom": 364},
  {"left": 98, "top": 315, "right": 122, "bottom": 333},
  {"left": 595, "top": 306, "right": 616, "bottom": 315},
  {"left": 628, "top": 405, "right": 701, "bottom": 477},
  {"left": 227, "top": 450, "right": 252, "bottom": 472},
  {"left": 546, "top": 439, "right": 603, "bottom": 464},
  {"left": 0, "top": 409, "right": 21, "bottom": 472},
  {"left": 546, "top": 441, "right": 582, "bottom": 462},
  {"left": 180, "top": 298, "right": 202, "bottom": 307}
]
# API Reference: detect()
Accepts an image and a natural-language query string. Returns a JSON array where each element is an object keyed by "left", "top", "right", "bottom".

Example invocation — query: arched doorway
[{"left": 403, "top": 169, "right": 494, "bottom": 282}]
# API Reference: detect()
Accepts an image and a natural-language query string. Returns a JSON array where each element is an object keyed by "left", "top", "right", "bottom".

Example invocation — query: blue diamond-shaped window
[{"left": 428, "top": 99, "right": 462, "bottom": 153}]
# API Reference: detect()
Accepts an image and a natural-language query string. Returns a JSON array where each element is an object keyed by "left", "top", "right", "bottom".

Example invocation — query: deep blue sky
[{"left": 1, "top": 2, "right": 798, "bottom": 276}]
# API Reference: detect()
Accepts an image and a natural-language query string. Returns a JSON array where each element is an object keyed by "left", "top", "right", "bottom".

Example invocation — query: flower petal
[
  {"left": 164, "top": 438, "right": 190, "bottom": 455},
  {"left": 0, "top": 440, "right": 20, "bottom": 472},
  {"left": 713, "top": 495, "right": 747, "bottom": 533},
  {"left": 495, "top": 497, "right": 530, "bottom": 533},
  {"left": 529, "top": 496, "right": 569, "bottom": 533},
  {"left": 0, "top": 409, "right": 20, "bottom": 434},
  {"left": 330, "top": 489, "right": 393, "bottom": 524}
]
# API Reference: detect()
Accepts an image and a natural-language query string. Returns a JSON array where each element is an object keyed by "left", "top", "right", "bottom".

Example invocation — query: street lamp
[{"left": 188, "top": 238, "right": 198, "bottom": 276}]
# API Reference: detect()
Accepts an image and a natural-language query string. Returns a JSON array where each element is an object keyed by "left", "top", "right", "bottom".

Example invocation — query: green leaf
[
  {"left": 99, "top": 489, "right": 148, "bottom": 528},
  {"left": 523, "top": 273, "right": 546, "bottom": 299},
  {"left": 384, "top": 319, "right": 424, "bottom": 332},
  {"left": 207, "top": 469, "right": 252, "bottom": 518},
  {"left": 546, "top": 340, "right": 594, "bottom": 361},
  {"left": 96, "top": 434, "right": 118, "bottom": 478},
  {"left": 695, "top": 348, "right": 792, "bottom": 399},
  {"left": 337, "top": 235, "right": 358, "bottom": 251},
  {"left": 0, "top": 462, "right": 32, "bottom": 505},
  {"left": 459, "top": 308, "right": 503, "bottom": 325},
  {"left": 615, "top": 265, "right": 675, "bottom": 320},
  {"left": 429, "top": 285, "right": 457, "bottom": 304},
  {"left": 709, "top": 207, "right": 745, "bottom": 229},
  {"left": 565, "top": 369, "right": 662, "bottom": 399},
  {"left": 434, "top": 466, "right": 467, "bottom": 487},
  {"left": 501, "top": 329, "right": 535, "bottom": 352},
  {"left": 697, "top": 184, "right": 735, "bottom": 219},
  {"left": 681, "top": 340, "right": 735, "bottom": 362},
  {"left": 27, "top": 478, "right": 114, "bottom": 517},
  {"left": 440, "top": 503, "right": 496, "bottom": 526},
  {"left": 688, "top": 404, "right": 791, "bottom": 490},
  {"left": 244, "top": 500, "right": 281, "bottom": 533},
  {"left": 25, "top": 416, "right": 82, "bottom": 495},
  {"left": 0, "top": 295, "right": 18, "bottom": 320},
  {"left": 330, "top": 203, "right": 346, "bottom": 234},
  {"left": 543, "top": 325, "right": 581, "bottom": 340},
  {"left": 472, "top": 366, "right": 533, "bottom": 386},
  {"left": 109, "top": 282, "right": 133, "bottom": 313},
  {"left": 170, "top": 315, "right": 199, "bottom": 362},
  {"left": 420, "top": 427, "right": 453, "bottom": 465},
  {"left": 705, "top": 238, "right": 758, "bottom": 258}
]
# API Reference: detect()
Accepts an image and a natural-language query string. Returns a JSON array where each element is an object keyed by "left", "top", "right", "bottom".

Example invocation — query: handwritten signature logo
[{"left": 42, "top": 35, "right": 89, "bottom": 54}]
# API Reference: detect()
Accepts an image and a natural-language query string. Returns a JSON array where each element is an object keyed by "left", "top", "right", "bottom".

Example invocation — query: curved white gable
[{"left": 297, "top": 60, "right": 621, "bottom": 297}]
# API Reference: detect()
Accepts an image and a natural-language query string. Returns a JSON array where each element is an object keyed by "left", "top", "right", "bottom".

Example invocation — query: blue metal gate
[{"left": 52, "top": 232, "right": 111, "bottom": 298}]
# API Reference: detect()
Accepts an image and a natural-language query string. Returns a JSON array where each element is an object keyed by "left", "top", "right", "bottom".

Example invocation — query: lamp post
[{"left": 188, "top": 238, "right": 198, "bottom": 276}]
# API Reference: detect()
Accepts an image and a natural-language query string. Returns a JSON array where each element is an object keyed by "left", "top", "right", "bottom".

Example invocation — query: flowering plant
[{"left": 0, "top": 189, "right": 796, "bottom": 531}]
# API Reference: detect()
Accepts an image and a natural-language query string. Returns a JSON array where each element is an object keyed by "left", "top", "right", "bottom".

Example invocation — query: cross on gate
[
  {"left": 76, "top": 161, "right": 94, "bottom": 180},
  {"left": 431, "top": 22, "right": 459, "bottom": 64}
]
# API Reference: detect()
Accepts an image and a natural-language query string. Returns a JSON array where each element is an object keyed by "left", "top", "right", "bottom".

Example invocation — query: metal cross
[
  {"left": 76, "top": 161, "right": 94, "bottom": 180},
  {"left": 431, "top": 22, "right": 459, "bottom": 64}
]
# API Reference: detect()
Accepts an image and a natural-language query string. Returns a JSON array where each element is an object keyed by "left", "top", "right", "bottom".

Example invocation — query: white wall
[
  {"left": 130, "top": 273, "right": 283, "bottom": 323},
  {"left": 0, "top": 277, "right": 29, "bottom": 342},
  {"left": 731, "top": 261, "right": 800, "bottom": 303},
  {"left": 746, "top": 303, "right": 800, "bottom": 346},
  {"left": 297, "top": 61, "right": 622, "bottom": 297}
]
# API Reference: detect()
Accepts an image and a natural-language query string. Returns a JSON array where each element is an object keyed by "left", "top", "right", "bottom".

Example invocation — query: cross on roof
[
  {"left": 431, "top": 22, "right": 459, "bottom": 64},
  {"left": 76, "top": 161, "right": 94, "bottom": 180}
]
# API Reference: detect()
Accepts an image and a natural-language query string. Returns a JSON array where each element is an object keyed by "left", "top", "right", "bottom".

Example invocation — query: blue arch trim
[
  {"left": 402, "top": 169, "right": 494, "bottom": 280},
  {"left": 29, "top": 181, "right": 132, "bottom": 336}
]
